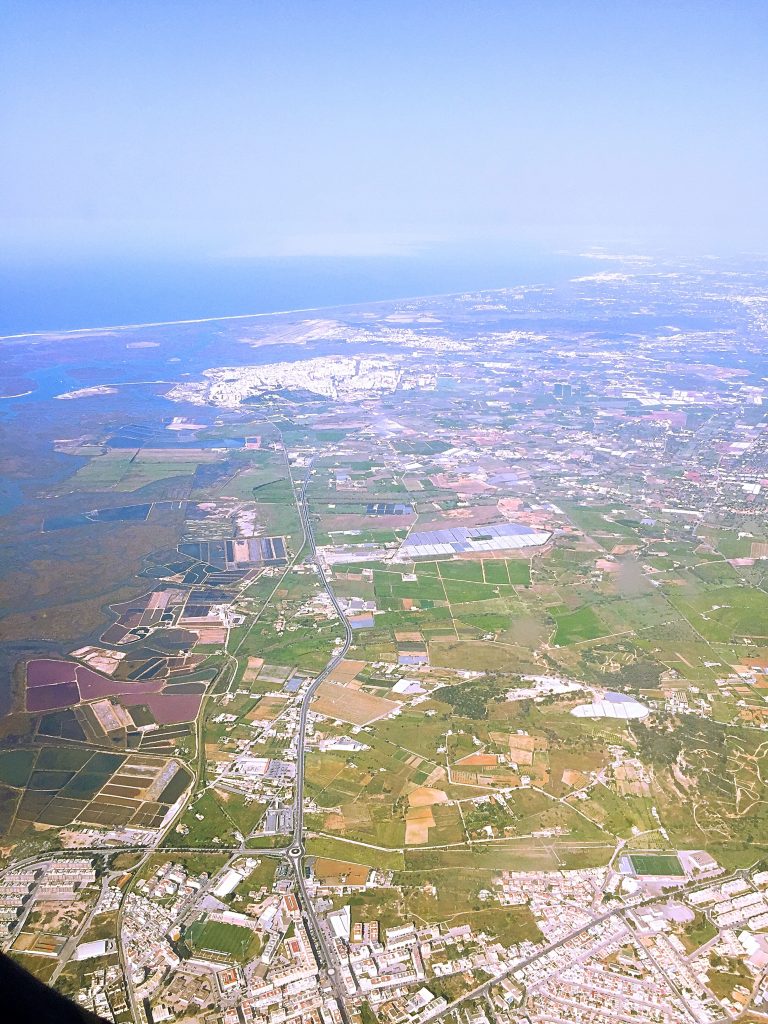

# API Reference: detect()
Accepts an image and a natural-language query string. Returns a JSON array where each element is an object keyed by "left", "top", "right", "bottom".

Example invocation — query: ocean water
[{"left": 0, "top": 247, "right": 589, "bottom": 336}]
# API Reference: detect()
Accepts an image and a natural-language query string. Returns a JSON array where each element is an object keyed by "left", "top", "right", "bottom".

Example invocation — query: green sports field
[
  {"left": 186, "top": 918, "right": 256, "bottom": 962},
  {"left": 627, "top": 853, "right": 684, "bottom": 876}
]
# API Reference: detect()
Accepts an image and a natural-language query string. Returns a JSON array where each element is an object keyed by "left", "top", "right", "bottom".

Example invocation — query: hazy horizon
[{"left": 3, "top": 0, "right": 768, "bottom": 264}]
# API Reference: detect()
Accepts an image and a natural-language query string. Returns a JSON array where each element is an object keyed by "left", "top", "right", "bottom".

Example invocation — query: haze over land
[{"left": 2, "top": 0, "right": 767, "bottom": 274}]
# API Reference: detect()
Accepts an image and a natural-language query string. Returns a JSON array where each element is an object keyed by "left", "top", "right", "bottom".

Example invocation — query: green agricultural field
[
  {"left": 667, "top": 584, "right": 768, "bottom": 643},
  {"left": 115, "top": 459, "right": 204, "bottom": 490},
  {"left": 373, "top": 560, "right": 532, "bottom": 608},
  {"left": 441, "top": 578, "right": 500, "bottom": 604},
  {"left": 315, "top": 428, "right": 352, "bottom": 443},
  {"left": 597, "top": 593, "right": 672, "bottom": 636},
  {"left": 214, "top": 792, "right": 266, "bottom": 836},
  {"left": 552, "top": 604, "right": 604, "bottom": 644},
  {"left": 246, "top": 834, "right": 292, "bottom": 849},
  {"left": 691, "top": 560, "right": 741, "bottom": 586},
  {"left": 428, "top": 637, "right": 524, "bottom": 672},
  {"left": 254, "top": 479, "right": 296, "bottom": 503},
  {"left": 499, "top": 559, "right": 531, "bottom": 586},
  {"left": 305, "top": 836, "right": 404, "bottom": 871},
  {"left": 214, "top": 462, "right": 288, "bottom": 499},
  {"left": 168, "top": 789, "right": 241, "bottom": 847},
  {"left": 64, "top": 452, "right": 138, "bottom": 490},
  {"left": 560, "top": 503, "right": 642, "bottom": 545},
  {"left": 373, "top": 568, "right": 447, "bottom": 607},
  {"left": 65, "top": 450, "right": 223, "bottom": 492},
  {"left": 425, "top": 803, "right": 465, "bottom": 845},
  {"left": 483, "top": 560, "right": 512, "bottom": 585},
  {"left": 436, "top": 561, "right": 485, "bottom": 583},
  {"left": 240, "top": 616, "right": 336, "bottom": 673},
  {"left": 702, "top": 528, "right": 759, "bottom": 560}
]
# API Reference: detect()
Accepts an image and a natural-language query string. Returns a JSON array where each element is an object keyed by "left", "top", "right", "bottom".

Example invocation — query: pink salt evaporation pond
[
  {"left": 26, "top": 659, "right": 77, "bottom": 687},
  {"left": 26, "top": 680, "right": 81, "bottom": 712},
  {"left": 23, "top": 657, "right": 204, "bottom": 724}
]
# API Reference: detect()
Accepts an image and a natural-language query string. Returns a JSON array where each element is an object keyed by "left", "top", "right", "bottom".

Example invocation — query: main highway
[{"left": 287, "top": 458, "right": 355, "bottom": 1021}]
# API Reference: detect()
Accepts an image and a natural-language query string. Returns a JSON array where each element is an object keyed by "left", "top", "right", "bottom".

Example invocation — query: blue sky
[{"left": 2, "top": 0, "right": 766, "bottom": 259}]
